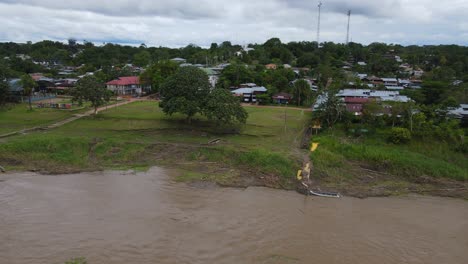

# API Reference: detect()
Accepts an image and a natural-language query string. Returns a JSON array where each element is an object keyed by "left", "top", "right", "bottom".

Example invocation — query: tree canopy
[
  {"left": 159, "top": 66, "right": 211, "bottom": 122},
  {"left": 71, "top": 75, "right": 111, "bottom": 114}
]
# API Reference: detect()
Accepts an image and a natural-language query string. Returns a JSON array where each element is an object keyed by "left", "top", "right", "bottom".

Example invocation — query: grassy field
[
  {"left": 0, "top": 101, "right": 311, "bottom": 188},
  {"left": 0, "top": 103, "right": 89, "bottom": 135},
  {"left": 1, "top": 101, "right": 467, "bottom": 197},
  {"left": 310, "top": 129, "right": 468, "bottom": 198}
]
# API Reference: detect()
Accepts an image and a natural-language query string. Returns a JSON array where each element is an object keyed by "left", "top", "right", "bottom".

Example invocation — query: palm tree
[{"left": 20, "top": 74, "right": 37, "bottom": 110}]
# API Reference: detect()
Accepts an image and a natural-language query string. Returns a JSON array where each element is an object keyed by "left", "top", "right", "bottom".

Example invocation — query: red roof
[
  {"left": 344, "top": 97, "right": 369, "bottom": 104},
  {"left": 106, "top": 76, "right": 140, "bottom": 86}
]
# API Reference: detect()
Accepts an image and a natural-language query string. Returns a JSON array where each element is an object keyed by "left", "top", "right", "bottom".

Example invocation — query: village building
[
  {"left": 265, "top": 64, "right": 277, "bottom": 70},
  {"left": 336, "top": 89, "right": 411, "bottom": 115},
  {"left": 231, "top": 86, "right": 267, "bottom": 103},
  {"left": 170, "top": 58, "right": 187, "bottom": 64},
  {"left": 381, "top": 78, "right": 399, "bottom": 87},
  {"left": 106, "top": 76, "right": 150, "bottom": 96},
  {"left": 272, "top": 92, "right": 293, "bottom": 104},
  {"left": 201, "top": 68, "right": 220, "bottom": 88}
]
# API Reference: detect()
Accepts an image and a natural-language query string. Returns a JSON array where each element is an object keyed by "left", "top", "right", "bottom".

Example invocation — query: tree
[
  {"left": 315, "top": 91, "right": 345, "bottom": 128},
  {"left": 72, "top": 76, "right": 111, "bottom": 114},
  {"left": 203, "top": 88, "right": 248, "bottom": 125},
  {"left": 159, "top": 67, "right": 211, "bottom": 123},
  {"left": 292, "top": 79, "right": 310, "bottom": 106},
  {"left": 133, "top": 50, "right": 151, "bottom": 67},
  {"left": 140, "top": 60, "right": 178, "bottom": 93},
  {"left": 218, "top": 63, "right": 254, "bottom": 88},
  {"left": 0, "top": 78, "right": 10, "bottom": 106},
  {"left": 20, "top": 74, "right": 37, "bottom": 110}
]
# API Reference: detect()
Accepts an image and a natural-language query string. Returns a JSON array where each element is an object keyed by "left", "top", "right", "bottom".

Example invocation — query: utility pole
[
  {"left": 317, "top": 2, "right": 322, "bottom": 47},
  {"left": 346, "top": 10, "right": 351, "bottom": 45}
]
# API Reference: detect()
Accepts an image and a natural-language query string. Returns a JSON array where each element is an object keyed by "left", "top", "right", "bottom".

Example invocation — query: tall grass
[{"left": 312, "top": 134, "right": 468, "bottom": 180}]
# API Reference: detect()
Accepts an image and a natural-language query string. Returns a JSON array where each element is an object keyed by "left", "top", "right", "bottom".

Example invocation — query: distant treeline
[{"left": 1, "top": 38, "right": 468, "bottom": 81}]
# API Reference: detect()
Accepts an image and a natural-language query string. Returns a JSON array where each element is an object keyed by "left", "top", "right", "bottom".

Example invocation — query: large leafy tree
[
  {"left": 140, "top": 60, "right": 179, "bottom": 93},
  {"left": 203, "top": 88, "right": 248, "bottom": 125},
  {"left": 20, "top": 74, "right": 37, "bottom": 110},
  {"left": 72, "top": 75, "right": 111, "bottom": 114},
  {"left": 159, "top": 66, "right": 211, "bottom": 123}
]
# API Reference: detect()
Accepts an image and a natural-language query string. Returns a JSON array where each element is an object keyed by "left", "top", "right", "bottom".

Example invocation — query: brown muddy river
[{"left": 1, "top": 167, "right": 467, "bottom": 264}]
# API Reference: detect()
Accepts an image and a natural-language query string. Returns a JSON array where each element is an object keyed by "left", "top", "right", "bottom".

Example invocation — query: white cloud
[{"left": 0, "top": 0, "right": 466, "bottom": 47}]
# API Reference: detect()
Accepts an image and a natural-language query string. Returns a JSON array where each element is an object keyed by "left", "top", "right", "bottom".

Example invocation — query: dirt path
[{"left": 0, "top": 98, "right": 142, "bottom": 139}]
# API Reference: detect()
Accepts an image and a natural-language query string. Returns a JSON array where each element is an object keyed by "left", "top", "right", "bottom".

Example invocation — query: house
[
  {"left": 220, "top": 63, "right": 231, "bottom": 68},
  {"left": 363, "top": 76, "right": 383, "bottom": 87},
  {"left": 449, "top": 104, "right": 468, "bottom": 125},
  {"left": 336, "top": 89, "right": 411, "bottom": 115},
  {"left": 231, "top": 86, "right": 267, "bottom": 103},
  {"left": 239, "top": 83, "right": 258, "bottom": 88},
  {"left": 283, "top": 64, "right": 292, "bottom": 69},
  {"left": 265, "top": 64, "right": 277, "bottom": 70},
  {"left": 412, "top": 68, "right": 424, "bottom": 77},
  {"left": 357, "top": 61, "right": 367, "bottom": 66},
  {"left": 201, "top": 68, "right": 220, "bottom": 88},
  {"left": 170, "top": 58, "right": 186, "bottom": 64},
  {"left": 357, "top": 73, "right": 368, "bottom": 80},
  {"left": 272, "top": 92, "right": 293, "bottom": 104},
  {"left": 381, "top": 78, "right": 399, "bottom": 87},
  {"left": 385, "top": 86, "right": 405, "bottom": 91},
  {"left": 106, "top": 76, "right": 150, "bottom": 96},
  {"left": 344, "top": 97, "right": 370, "bottom": 116}
]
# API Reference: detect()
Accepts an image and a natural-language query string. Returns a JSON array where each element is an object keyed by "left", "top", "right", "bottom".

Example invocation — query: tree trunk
[
  {"left": 94, "top": 106, "right": 98, "bottom": 115},
  {"left": 28, "top": 95, "right": 32, "bottom": 110}
]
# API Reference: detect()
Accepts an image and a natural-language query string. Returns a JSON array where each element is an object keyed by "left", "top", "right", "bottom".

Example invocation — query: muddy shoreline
[{"left": 2, "top": 163, "right": 467, "bottom": 200}]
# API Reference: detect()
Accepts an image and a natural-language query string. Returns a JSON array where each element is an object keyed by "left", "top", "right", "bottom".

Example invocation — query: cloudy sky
[{"left": 0, "top": 0, "right": 467, "bottom": 47}]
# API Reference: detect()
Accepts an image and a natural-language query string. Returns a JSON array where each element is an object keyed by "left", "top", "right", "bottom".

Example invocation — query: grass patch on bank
[
  {"left": 0, "top": 101, "right": 310, "bottom": 185},
  {"left": 311, "top": 132, "right": 468, "bottom": 181}
]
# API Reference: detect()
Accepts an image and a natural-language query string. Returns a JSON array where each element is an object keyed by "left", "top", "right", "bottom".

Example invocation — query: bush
[
  {"left": 455, "top": 142, "right": 468, "bottom": 154},
  {"left": 388, "top": 127, "right": 411, "bottom": 144}
]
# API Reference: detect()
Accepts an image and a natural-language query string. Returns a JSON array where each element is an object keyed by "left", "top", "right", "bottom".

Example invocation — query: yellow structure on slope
[
  {"left": 310, "top": 143, "right": 319, "bottom": 152},
  {"left": 297, "top": 170, "right": 303, "bottom": 180}
]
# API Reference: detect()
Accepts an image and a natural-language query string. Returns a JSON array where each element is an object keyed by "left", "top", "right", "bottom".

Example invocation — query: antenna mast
[
  {"left": 346, "top": 10, "right": 351, "bottom": 45},
  {"left": 317, "top": 2, "right": 322, "bottom": 46}
]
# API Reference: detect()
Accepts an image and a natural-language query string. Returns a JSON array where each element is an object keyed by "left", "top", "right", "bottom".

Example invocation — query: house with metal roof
[
  {"left": 231, "top": 86, "right": 267, "bottom": 103},
  {"left": 106, "top": 76, "right": 150, "bottom": 96},
  {"left": 201, "top": 68, "right": 220, "bottom": 88},
  {"left": 170, "top": 58, "right": 187, "bottom": 63}
]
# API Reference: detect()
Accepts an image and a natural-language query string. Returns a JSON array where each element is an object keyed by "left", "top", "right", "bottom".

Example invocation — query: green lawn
[
  {"left": 0, "top": 104, "right": 89, "bottom": 135},
  {"left": 0, "top": 101, "right": 311, "bottom": 186}
]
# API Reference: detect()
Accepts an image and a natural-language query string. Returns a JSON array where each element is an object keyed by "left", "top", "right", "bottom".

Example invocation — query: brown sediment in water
[{"left": 0, "top": 168, "right": 467, "bottom": 264}]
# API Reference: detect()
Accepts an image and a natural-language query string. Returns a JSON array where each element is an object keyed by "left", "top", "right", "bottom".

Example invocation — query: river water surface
[{"left": 1, "top": 167, "right": 467, "bottom": 264}]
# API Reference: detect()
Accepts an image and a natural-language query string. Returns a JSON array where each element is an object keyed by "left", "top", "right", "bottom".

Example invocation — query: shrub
[
  {"left": 388, "top": 127, "right": 411, "bottom": 144},
  {"left": 455, "top": 142, "right": 468, "bottom": 154}
]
